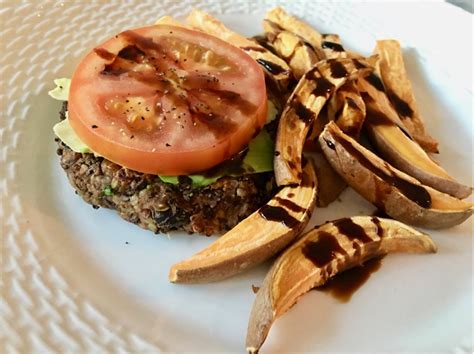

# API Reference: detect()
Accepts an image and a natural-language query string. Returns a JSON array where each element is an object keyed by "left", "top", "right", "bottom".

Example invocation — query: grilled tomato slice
[{"left": 68, "top": 25, "right": 267, "bottom": 175}]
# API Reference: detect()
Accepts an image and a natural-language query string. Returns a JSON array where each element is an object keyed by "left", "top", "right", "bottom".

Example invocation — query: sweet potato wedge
[
  {"left": 364, "top": 94, "right": 471, "bottom": 199},
  {"left": 312, "top": 152, "right": 347, "bottom": 207},
  {"left": 246, "top": 216, "right": 436, "bottom": 353},
  {"left": 319, "top": 122, "right": 473, "bottom": 229},
  {"left": 374, "top": 40, "right": 438, "bottom": 153},
  {"left": 274, "top": 58, "right": 372, "bottom": 186}
]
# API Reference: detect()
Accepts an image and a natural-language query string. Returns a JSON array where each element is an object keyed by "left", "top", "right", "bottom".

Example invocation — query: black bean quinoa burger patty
[{"left": 56, "top": 103, "right": 277, "bottom": 236}]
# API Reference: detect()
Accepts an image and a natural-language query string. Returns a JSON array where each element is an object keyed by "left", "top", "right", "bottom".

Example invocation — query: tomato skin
[{"left": 68, "top": 25, "right": 267, "bottom": 175}]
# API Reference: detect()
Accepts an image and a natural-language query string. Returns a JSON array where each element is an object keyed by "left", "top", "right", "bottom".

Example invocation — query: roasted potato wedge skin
[
  {"left": 364, "top": 96, "right": 472, "bottom": 199},
  {"left": 320, "top": 33, "right": 348, "bottom": 59},
  {"left": 374, "top": 40, "right": 438, "bottom": 153},
  {"left": 246, "top": 216, "right": 436, "bottom": 353},
  {"left": 319, "top": 122, "right": 473, "bottom": 229},
  {"left": 274, "top": 58, "right": 372, "bottom": 186},
  {"left": 312, "top": 152, "right": 347, "bottom": 207},
  {"left": 186, "top": 9, "right": 292, "bottom": 92},
  {"left": 169, "top": 160, "right": 318, "bottom": 283}
]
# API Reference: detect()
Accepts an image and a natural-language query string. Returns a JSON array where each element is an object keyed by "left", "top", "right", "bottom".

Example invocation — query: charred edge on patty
[{"left": 57, "top": 102, "right": 277, "bottom": 236}]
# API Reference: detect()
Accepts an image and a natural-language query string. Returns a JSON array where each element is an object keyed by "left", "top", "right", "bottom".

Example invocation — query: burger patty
[{"left": 56, "top": 103, "right": 277, "bottom": 236}]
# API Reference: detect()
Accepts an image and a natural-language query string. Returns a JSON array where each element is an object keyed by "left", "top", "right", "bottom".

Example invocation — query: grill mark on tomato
[
  {"left": 121, "top": 30, "right": 165, "bottom": 53},
  {"left": 191, "top": 109, "right": 238, "bottom": 138},
  {"left": 180, "top": 74, "right": 220, "bottom": 90},
  {"left": 117, "top": 45, "right": 146, "bottom": 62},
  {"left": 98, "top": 31, "right": 256, "bottom": 140},
  {"left": 94, "top": 48, "right": 116, "bottom": 61},
  {"left": 127, "top": 71, "right": 172, "bottom": 90},
  {"left": 194, "top": 89, "right": 258, "bottom": 115}
]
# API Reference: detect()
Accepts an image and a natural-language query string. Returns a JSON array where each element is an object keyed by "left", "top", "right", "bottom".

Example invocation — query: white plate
[{"left": 1, "top": 1, "right": 472, "bottom": 353}]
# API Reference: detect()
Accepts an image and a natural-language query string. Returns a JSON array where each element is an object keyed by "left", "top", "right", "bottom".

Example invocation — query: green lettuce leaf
[
  {"left": 242, "top": 129, "right": 274, "bottom": 173},
  {"left": 48, "top": 78, "right": 71, "bottom": 101}
]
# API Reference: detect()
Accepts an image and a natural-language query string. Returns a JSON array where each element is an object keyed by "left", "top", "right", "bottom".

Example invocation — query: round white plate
[{"left": 1, "top": 1, "right": 472, "bottom": 353}]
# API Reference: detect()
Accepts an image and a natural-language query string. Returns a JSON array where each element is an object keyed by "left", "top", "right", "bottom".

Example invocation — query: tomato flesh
[{"left": 68, "top": 25, "right": 267, "bottom": 175}]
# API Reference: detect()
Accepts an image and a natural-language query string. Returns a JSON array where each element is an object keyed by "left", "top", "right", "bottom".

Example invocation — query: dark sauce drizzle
[
  {"left": 251, "top": 35, "right": 279, "bottom": 56},
  {"left": 259, "top": 205, "right": 299, "bottom": 228},
  {"left": 322, "top": 41, "right": 345, "bottom": 52},
  {"left": 371, "top": 217, "right": 384, "bottom": 238},
  {"left": 333, "top": 218, "right": 373, "bottom": 243},
  {"left": 316, "top": 256, "right": 384, "bottom": 303},
  {"left": 302, "top": 231, "right": 347, "bottom": 267},
  {"left": 312, "top": 76, "right": 335, "bottom": 97},
  {"left": 329, "top": 61, "right": 349, "bottom": 78},
  {"left": 256, "top": 58, "right": 287, "bottom": 75},
  {"left": 324, "top": 138, "right": 336, "bottom": 150},
  {"left": 274, "top": 197, "right": 305, "bottom": 213},
  {"left": 292, "top": 99, "right": 315, "bottom": 125}
]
